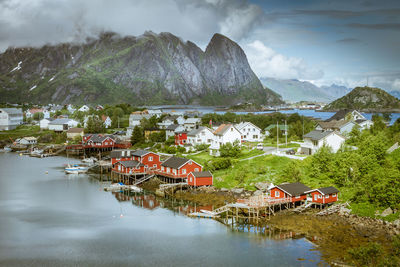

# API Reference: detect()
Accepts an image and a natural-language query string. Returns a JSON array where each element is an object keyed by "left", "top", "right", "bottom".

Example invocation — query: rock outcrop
[{"left": 0, "top": 31, "right": 283, "bottom": 106}]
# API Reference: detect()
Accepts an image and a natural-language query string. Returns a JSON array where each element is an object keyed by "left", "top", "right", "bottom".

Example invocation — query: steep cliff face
[{"left": 0, "top": 32, "right": 283, "bottom": 106}]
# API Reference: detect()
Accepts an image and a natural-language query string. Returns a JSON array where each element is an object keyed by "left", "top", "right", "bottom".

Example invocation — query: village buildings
[
  {"left": 48, "top": 118, "right": 79, "bottom": 132},
  {"left": 155, "top": 156, "right": 203, "bottom": 183},
  {"left": 66, "top": 128, "right": 84, "bottom": 139},
  {"left": 209, "top": 124, "right": 242, "bottom": 156},
  {"left": 235, "top": 121, "right": 262, "bottom": 142},
  {"left": 300, "top": 130, "right": 345, "bottom": 155},
  {"left": 0, "top": 108, "right": 23, "bottom": 131},
  {"left": 270, "top": 182, "right": 312, "bottom": 204},
  {"left": 39, "top": 118, "right": 55, "bottom": 129},
  {"left": 186, "top": 126, "right": 214, "bottom": 146}
]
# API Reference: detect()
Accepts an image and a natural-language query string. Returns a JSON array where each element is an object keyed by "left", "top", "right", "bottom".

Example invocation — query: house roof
[
  {"left": 110, "top": 150, "right": 132, "bottom": 158},
  {"left": 89, "top": 134, "right": 115, "bottom": 143},
  {"left": 49, "top": 118, "right": 71, "bottom": 125},
  {"left": 40, "top": 118, "right": 55, "bottom": 122},
  {"left": 190, "top": 171, "right": 212, "bottom": 178},
  {"left": 0, "top": 108, "right": 23, "bottom": 115},
  {"left": 275, "top": 182, "right": 312, "bottom": 197},
  {"left": 131, "top": 150, "right": 151, "bottom": 157},
  {"left": 166, "top": 124, "right": 180, "bottom": 131},
  {"left": 184, "top": 117, "right": 201, "bottom": 124},
  {"left": 130, "top": 114, "right": 152, "bottom": 121},
  {"left": 236, "top": 121, "right": 261, "bottom": 131},
  {"left": 28, "top": 108, "right": 43, "bottom": 114},
  {"left": 161, "top": 156, "right": 190, "bottom": 169},
  {"left": 117, "top": 160, "right": 144, "bottom": 168},
  {"left": 325, "top": 110, "right": 351, "bottom": 122},
  {"left": 303, "top": 130, "right": 334, "bottom": 141},
  {"left": 214, "top": 124, "right": 234, "bottom": 136},
  {"left": 355, "top": 119, "right": 367, "bottom": 124},
  {"left": 187, "top": 126, "right": 212, "bottom": 137},
  {"left": 163, "top": 115, "right": 180, "bottom": 121},
  {"left": 305, "top": 186, "right": 339, "bottom": 195},
  {"left": 67, "top": 128, "right": 84, "bottom": 133},
  {"left": 317, "top": 120, "right": 352, "bottom": 130}
]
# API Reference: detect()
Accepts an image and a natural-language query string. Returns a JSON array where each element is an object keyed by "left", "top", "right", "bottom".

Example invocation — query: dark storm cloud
[
  {"left": 0, "top": 0, "right": 264, "bottom": 51},
  {"left": 346, "top": 23, "right": 400, "bottom": 31}
]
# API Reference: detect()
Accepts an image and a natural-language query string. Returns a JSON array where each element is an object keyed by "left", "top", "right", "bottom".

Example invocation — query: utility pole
[
  {"left": 118, "top": 117, "right": 120, "bottom": 129},
  {"left": 302, "top": 118, "right": 304, "bottom": 140},
  {"left": 276, "top": 120, "right": 279, "bottom": 153},
  {"left": 285, "top": 119, "right": 287, "bottom": 147}
]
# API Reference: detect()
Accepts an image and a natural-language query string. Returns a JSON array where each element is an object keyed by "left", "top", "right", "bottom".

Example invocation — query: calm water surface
[{"left": 0, "top": 153, "right": 325, "bottom": 266}]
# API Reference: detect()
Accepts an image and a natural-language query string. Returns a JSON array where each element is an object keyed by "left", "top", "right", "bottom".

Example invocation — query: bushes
[
  {"left": 194, "top": 144, "right": 209, "bottom": 152},
  {"left": 205, "top": 158, "right": 232, "bottom": 172},
  {"left": 219, "top": 141, "right": 241, "bottom": 158}
]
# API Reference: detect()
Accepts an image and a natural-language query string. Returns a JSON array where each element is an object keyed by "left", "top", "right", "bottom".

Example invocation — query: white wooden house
[
  {"left": 183, "top": 117, "right": 202, "bottom": 131},
  {"left": 102, "top": 115, "right": 112, "bottom": 128},
  {"left": 235, "top": 121, "right": 262, "bottom": 142},
  {"left": 209, "top": 124, "right": 242, "bottom": 156},
  {"left": 78, "top": 105, "right": 90, "bottom": 112},
  {"left": 187, "top": 126, "right": 214, "bottom": 146},
  {"left": 39, "top": 118, "right": 55, "bottom": 129},
  {"left": 165, "top": 124, "right": 185, "bottom": 140},
  {"left": 300, "top": 130, "right": 345, "bottom": 155},
  {"left": 0, "top": 108, "right": 23, "bottom": 131},
  {"left": 49, "top": 118, "right": 79, "bottom": 132}
]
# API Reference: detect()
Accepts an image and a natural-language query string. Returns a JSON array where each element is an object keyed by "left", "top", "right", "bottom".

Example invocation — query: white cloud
[
  {"left": 244, "top": 40, "right": 324, "bottom": 80},
  {"left": 0, "top": 0, "right": 263, "bottom": 51}
]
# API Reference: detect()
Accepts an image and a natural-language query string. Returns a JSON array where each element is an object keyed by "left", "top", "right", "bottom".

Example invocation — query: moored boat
[{"left": 65, "top": 164, "right": 89, "bottom": 174}]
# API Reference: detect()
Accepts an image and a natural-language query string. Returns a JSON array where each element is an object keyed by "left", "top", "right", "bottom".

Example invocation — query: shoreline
[{"left": 141, "top": 181, "right": 400, "bottom": 266}]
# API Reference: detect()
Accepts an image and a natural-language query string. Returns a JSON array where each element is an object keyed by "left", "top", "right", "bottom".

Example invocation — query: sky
[{"left": 0, "top": 0, "right": 399, "bottom": 91}]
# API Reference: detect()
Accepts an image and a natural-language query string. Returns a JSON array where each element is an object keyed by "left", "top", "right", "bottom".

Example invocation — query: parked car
[
  {"left": 286, "top": 149, "right": 295, "bottom": 155},
  {"left": 256, "top": 143, "right": 264, "bottom": 150}
]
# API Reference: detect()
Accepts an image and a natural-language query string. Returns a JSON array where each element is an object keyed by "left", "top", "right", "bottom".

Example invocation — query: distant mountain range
[
  {"left": 261, "top": 77, "right": 351, "bottom": 103},
  {"left": 0, "top": 32, "right": 283, "bottom": 106},
  {"left": 324, "top": 86, "right": 400, "bottom": 112}
]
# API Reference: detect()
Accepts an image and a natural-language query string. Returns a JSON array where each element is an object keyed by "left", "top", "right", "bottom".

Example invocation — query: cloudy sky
[{"left": 1, "top": 0, "right": 399, "bottom": 91}]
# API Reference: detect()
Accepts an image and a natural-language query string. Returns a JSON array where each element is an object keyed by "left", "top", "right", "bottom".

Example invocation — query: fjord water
[{"left": 0, "top": 153, "right": 323, "bottom": 266}]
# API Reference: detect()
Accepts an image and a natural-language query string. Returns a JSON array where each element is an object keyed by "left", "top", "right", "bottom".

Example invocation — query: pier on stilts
[{"left": 189, "top": 195, "right": 294, "bottom": 220}]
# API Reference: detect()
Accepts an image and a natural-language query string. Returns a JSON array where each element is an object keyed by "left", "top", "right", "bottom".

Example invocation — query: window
[
  {"left": 149, "top": 156, "right": 153, "bottom": 162},
  {"left": 161, "top": 166, "right": 164, "bottom": 171},
  {"left": 325, "top": 195, "right": 329, "bottom": 199},
  {"left": 195, "top": 168, "right": 199, "bottom": 172},
  {"left": 153, "top": 164, "right": 157, "bottom": 168},
  {"left": 189, "top": 161, "right": 192, "bottom": 165},
  {"left": 318, "top": 194, "right": 322, "bottom": 199},
  {"left": 118, "top": 165, "right": 121, "bottom": 171},
  {"left": 253, "top": 135, "right": 258, "bottom": 139},
  {"left": 167, "top": 167, "right": 170, "bottom": 173},
  {"left": 313, "top": 140, "right": 318, "bottom": 146},
  {"left": 230, "top": 128, "right": 233, "bottom": 131},
  {"left": 190, "top": 176, "right": 192, "bottom": 182},
  {"left": 182, "top": 169, "right": 186, "bottom": 174},
  {"left": 332, "top": 193, "right": 336, "bottom": 197},
  {"left": 275, "top": 191, "right": 280, "bottom": 197},
  {"left": 173, "top": 169, "right": 177, "bottom": 174}
]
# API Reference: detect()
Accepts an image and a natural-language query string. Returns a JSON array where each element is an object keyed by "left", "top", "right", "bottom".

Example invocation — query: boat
[
  {"left": 64, "top": 164, "right": 89, "bottom": 174},
  {"left": 82, "top": 157, "right": 97, "bottom": 164},
  {"left": 129, "top": 185, "right": 143, "bottom": 193},
  {"left": 0, "top": 146, "right": 12, "bottom": 153}
]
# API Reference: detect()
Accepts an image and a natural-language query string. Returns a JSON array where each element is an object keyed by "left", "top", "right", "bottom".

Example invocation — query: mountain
[
  {"left": 324, "top": 86, "right": 400, "bottom": 111},
  {"left": 260, "top": 77, "right": 351, "bottom": 102},
  {"left": 389, "top": 91, "right": 400, "bottom": 100},
  {"left": 0, "top": 32, "right": 283, "bottom": 106}
]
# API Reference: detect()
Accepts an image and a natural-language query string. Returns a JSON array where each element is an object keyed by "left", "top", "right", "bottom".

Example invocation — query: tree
[
  {"left": 131, "top": 126, "right": 144, "bottom": 145},
  {"left": 219, "top": 141, "right": 241, "bottom": 158},
  {"left": 33, "top": 112, "right": 44, "bottom": 121},
  {"left": 85, "top": 116, "right": 105, "bottom": 133},
  {"left": 280, "top": 161, "right": 303, "bottom": 183}
]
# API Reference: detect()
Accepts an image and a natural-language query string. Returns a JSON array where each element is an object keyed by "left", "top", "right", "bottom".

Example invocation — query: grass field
[{"left": 0, "top": 125, "right": 48, "bottom": 141}]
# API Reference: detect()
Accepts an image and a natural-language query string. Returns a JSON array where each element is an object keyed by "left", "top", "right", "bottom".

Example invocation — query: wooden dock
[{"left": 189, "top": 195, "right": 293, "bottom": 220}]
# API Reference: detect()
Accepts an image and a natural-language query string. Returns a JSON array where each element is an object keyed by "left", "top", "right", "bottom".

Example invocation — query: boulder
[
  {"left": 255, "top": 182, "right": 272, "bottom": 191},
  {"left": 231, "top": 188, "right": 244, "bottom": 194},
  {"left": 381, "top": 207, "right": 393, "bottom": 217},
  {"left": 253, "top": 190, "right": 264, "bottom": 196},
  {"left": 220, "top": 188, "right": 229, "bottom": 192}
]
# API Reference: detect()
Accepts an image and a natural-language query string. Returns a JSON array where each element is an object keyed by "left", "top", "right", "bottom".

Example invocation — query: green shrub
[
  {"left": 348, "top": 242, "right": 383, "bottom": 266},
  {"left": 206, "top": 158, "right": 232, "bottom": 172}
]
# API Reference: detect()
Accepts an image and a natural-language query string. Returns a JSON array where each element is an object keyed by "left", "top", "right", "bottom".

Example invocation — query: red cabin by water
[
  {"left": 187, "top": 171, "right": 213, "bottom": 187},
  {"left": 305, "top": 187, "right": 339, "bottom": 204},
  {"left": 155, "top": 156, "right": 202, "bottom": 183},
  {"left": 111, "top": 149, "right": 161, "bottom": 173},
  {"left": 269, "top": 182, "right": 312, "bottom": 203}
]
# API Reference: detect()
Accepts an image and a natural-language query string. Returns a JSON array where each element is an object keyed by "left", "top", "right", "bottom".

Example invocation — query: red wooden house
[
  {"left": 155, "top": 156, "right": 202, "bottom": 183},
  {"left": 130, "top": 150, "right": 161, "bottom": 171},
  {"left": 187, "top": 171, "right": 213, "bottom": 187},
  {"left": 112, "top": 160, "right": 145, "bottom": 174},
  {"left": 269, "top": 182, "right": 311, "bottom": 203},
  {"left": 111, "top": 149, "right": 161, "bottom": 172},
  {"left": 86, "top": 134, "right": 116, "bottom": 148},
  {"left": 83, "top": 134, "right": 93, "bottom": 143},
  {"left": 175, "top": 131, "right": 187, "bottom": 145},
  {"left": 304, "top": 187, "right": 339, "bottom": 205}
]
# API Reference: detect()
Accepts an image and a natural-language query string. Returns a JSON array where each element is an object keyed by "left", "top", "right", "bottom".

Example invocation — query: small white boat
[
  {"left": 65, "top": 164, "right": 89, "bottom": 174},
  {"left": 104, "top": 183, "right": 125, "bottom": 191},
  {"left": 0, "top": 146, "right": 12, "bottom": 153},
  {"left": 82, "top": 157, "right": 97, "bottom": 164},
  {"left": 129, "top": 185, "right": 143, "bottom": 193}
]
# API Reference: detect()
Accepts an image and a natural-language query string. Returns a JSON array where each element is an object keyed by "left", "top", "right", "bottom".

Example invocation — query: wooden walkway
[{"left": 189, "top": 196, "right": 293, "bottom": 220}]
